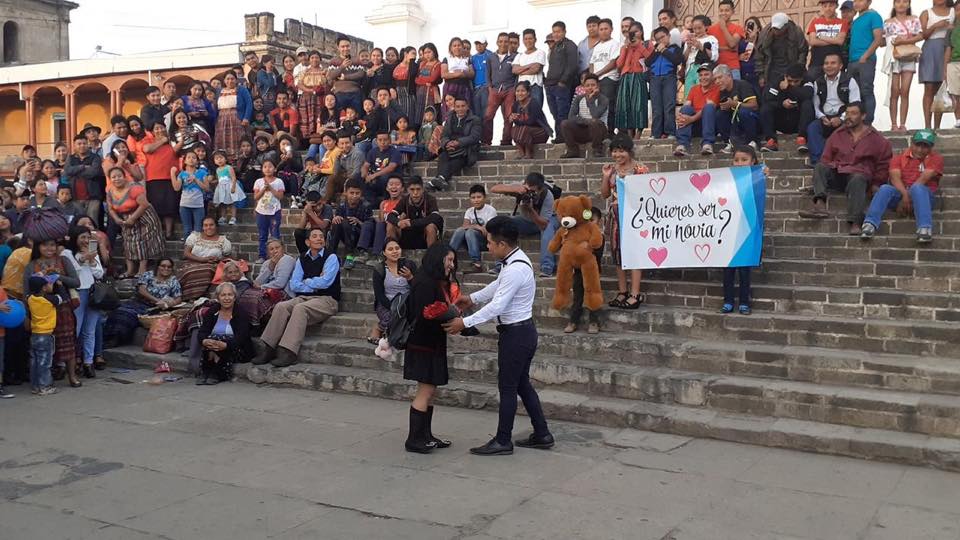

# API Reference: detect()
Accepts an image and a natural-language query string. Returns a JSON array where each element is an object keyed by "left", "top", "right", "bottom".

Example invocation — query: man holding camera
[{"left": 490, "top": 172, "right": 559, "bottom": 277}]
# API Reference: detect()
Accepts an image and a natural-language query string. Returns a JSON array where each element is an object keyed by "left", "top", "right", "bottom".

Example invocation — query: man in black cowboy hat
[{"left": 79, "top": 123, "right": 102, "bottom": 157}]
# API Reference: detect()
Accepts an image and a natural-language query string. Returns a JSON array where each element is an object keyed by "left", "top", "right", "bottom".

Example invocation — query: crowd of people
[{"left": 0, "top": 4, "right": 948, "bottom": 420}]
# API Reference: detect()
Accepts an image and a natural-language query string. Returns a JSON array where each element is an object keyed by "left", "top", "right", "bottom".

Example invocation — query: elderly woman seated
[
  {"left": 178, "top": 216, "right": 235, "bottom": 302},
  {"left": 104, "top": 258, "right": 182, "bottom": 347},
  {"left": 196, "top": 281, "right": 254, "bottom": 385},
  {"left": 254, "top": 238, "right": 296, "bottom": 308}
]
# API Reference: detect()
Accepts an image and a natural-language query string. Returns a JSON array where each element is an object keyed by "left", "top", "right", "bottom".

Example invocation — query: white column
[{"left": 364, "top": 0, "right": 428, "bottom": 47}]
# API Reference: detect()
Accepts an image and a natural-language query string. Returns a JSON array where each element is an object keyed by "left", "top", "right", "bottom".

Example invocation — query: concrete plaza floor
[{"left": 0, "top": 370, "right": 958, "bottom": 540}]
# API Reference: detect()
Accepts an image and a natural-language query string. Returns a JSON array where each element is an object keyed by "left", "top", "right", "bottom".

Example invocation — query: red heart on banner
[
  {"left": 690, "top": 172, "right": 711, "bottom": 193},
  {"left": 647, "top": 247, "right": 668, "bottom": 267},
  {"left": 639, "top": 230, "right": 649, "bottom": 238},
  {"left": 718, "top": 197, "right": 727, "bottom": 206}
]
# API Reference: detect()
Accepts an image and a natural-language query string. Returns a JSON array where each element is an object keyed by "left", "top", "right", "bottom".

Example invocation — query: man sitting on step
[
  {"left": 804, "top": 53, "right": 859, "bottom": 167},
  {"left": 798, "top": 102, "right": 892, "bottom": 236},
  {"left": 560, "top": 74, "right": 609, "bottom": 159},
  {"left": 759, "top": 63, "right": 815, "bottom": 153},
  {"left": 861, "top": 129, "right": 943, "bottom": 244},
  {"left": 428, "top": 97, "right": 481, "bottom": 192},
  {"left": 674, "top": 63, "right": 722, "bottom": 157},
  {"left": 386, "top": 176, "right": 443, "bottom": 250},
  {"left": 254, "top": 227, "right": 341, "bottom": 368}
]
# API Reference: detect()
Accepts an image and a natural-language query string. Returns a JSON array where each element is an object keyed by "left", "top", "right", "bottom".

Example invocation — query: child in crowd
[
  {"left": 391, "top": 115, "right": 418, "bottom": 166},
  {"left": 723, "top": 145, "right": 758, "bottom": 315},
  {"left": 329, "top": 180, "right": 375, "bottom": 269},
  {"left": 251, "top": 110, "right": 273, "bottom": 134},
  {"left": 171, "top": 150, "right": 211, "bottom": 240},
  {"left": 236, "top": 139, "right": 257, "bottom": 192},
  {"left": 565, "top": 207, "right": 604, "bottom": 334},
  {"left": 56, "top": 186, "right": 79, "bottom": 223},
  {"left": 294, "top": 191, "right": 333, "bottom": 254},
  {"left": 27, "top": 275, "right": 66, "bottom": 396},
  {"left": 300, "top": 158, "right": 322, "bottom": 196},
  {"left": 648, "top": 26, "right": 684, "bottom": 139},
  {"left": 449, "top": 184, "right": 498, "bottom": 273},
  {"left": 253, "top": 159, "right": 285, "bottom": 263},
  {"left": 417, "top": 106, "right": 439, "bottom": 161},
  {"left": 212, "top": 150, "right": 243, "bottom": 225},
  {"left": 340, "top": 105, "right": 364, "bottom": 140},
  {"left": 195, "top": 145, "right": 216, "bottom": 215},
  {"left": 370, "top": 175, "right": 405, "bottom": 263}
]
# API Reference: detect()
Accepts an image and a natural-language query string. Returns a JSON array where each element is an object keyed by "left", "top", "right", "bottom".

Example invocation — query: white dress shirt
[
  {"left": 463, "top": 247, "right": 535, "bottom": 328},
  {"left": 807, "top": 75, "right": 861, "bottom": 119}
]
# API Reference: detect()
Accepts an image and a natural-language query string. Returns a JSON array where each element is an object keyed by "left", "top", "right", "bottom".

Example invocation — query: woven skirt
[
  {"left": 214, "top": 108, "right": 245, "bottom": 163},
  {"left": 120, "top": 206, "right": 164, "bottom": 262},
  {"left": 615, "top": 72, "right": 649, "bottom": 130},
  {"left": 297, "top": 92, "right": 322, "bottom": 139},
  {"left": 396, "top": 87, "right": 418, "bottom": 127},
  {"left": 177, "top": 262, "right": 217, "bottom": 302},
  {"left": 53, "top": 303, "right": 76, "bottom": 366}
]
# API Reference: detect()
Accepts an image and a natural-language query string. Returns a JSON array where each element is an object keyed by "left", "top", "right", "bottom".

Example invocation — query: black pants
[
  {"left": 495, "top": 322, "right": 549, "bottom": 444},
  {"left": 328, "top": 221, "right": 360, "bottom": 254},
  {"left": 437, "top": 151, "right": 469, "bottom": 181},
  {"left": 599, "top": 78, "right": 618, "bottom": 135},
  {"left": 570, "top": 270, "right": 599, "bottom": 325},
  {"left": 812, "top": 164, "right": 869, "bottom": 223},
  {"left": 760, "top": 95, "right": 814, "bottom": 141},
  {"left": 722, "top": 267, "right": 751, "bottom": 305},
  {"left": 2, "top": 324, "right": 29, "bottom": 383}
]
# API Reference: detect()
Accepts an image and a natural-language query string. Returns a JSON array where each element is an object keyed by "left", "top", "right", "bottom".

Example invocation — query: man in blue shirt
[
  {"left": 471, "top": 36, "right": 495, "bottom": 120},
  {"left": 847, "top": 0, "right": 884, "bottom": 123},
  {"left": 255, "top": 228, "right": 341, "bottom": 367}
]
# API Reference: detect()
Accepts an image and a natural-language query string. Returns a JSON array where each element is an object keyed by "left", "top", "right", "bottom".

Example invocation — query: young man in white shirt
[
  {"left": 449, "top": 184, "right": 499, "bottom": 272},
  {"left": 512, "top": 29, "right": 547, "bottom": 106},
  {"left": 443, "top": 216, "right": 553, "bottom": 456},
  {"left": 590, "top": 18, "right": 621, "bottom": 135}
]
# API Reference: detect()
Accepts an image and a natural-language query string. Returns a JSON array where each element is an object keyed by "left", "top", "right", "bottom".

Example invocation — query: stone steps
[
  {"left": 300, "top": 315, "right": 960, "bottom": 395},
  {"left": 333, "top": 273, "right": 958, "bottom": 322},
  {"left": 101, "top": 344, "right": 960, "bottom": 472}
]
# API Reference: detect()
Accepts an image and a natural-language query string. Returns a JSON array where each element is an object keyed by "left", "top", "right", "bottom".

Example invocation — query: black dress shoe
[
  {"left": 270, "top": 347, "right": 298, "bottom": 367},
  {"left": 515, "top": 432, "right": 555, "bottom": 450},
  {"left": 469, "top": 438, "right": 514, "bottom": 456},
  {"left": 82, "top": 364, "right": 96, "bottom": 379},
  {"left": 251, "top": 342, "right": 275, "bottom": 365}
]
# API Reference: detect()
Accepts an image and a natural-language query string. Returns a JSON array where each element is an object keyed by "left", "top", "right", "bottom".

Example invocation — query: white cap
[
  {"left": 473, "top": 35, "right": 488, "bottom": 44},
  {"left": 770, "top": 12, "right": 790, "bottom": 29}
]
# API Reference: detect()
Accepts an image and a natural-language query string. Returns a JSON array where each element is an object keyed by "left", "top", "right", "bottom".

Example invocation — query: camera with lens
[{"left": 518, "top": 191, "right": 535, "bottom": 205}]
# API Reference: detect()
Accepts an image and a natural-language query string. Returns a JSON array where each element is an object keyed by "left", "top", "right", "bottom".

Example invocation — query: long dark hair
[{"left": 414, "top": 243, "right": 458, "bottom": 294}]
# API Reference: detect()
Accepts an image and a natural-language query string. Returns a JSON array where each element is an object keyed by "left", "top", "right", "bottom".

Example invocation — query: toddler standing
[
  {"left": 212, "top": 150, "right": 244, "bottom": 225},
  {"left": 27, "top": 275, "right": 66, "bottom": 396}
]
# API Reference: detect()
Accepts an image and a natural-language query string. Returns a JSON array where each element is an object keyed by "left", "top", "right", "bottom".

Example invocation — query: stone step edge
[
  {"left": 296, "top": 334, "right": 960, "bottom": 398},
  {"left": 99, "top": 347, "right": 960, "bottom": 472}
]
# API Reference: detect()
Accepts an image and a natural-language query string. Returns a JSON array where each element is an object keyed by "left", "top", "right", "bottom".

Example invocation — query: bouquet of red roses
[{"left": 423, "top": 301, "right": 459, "bottom": 323}]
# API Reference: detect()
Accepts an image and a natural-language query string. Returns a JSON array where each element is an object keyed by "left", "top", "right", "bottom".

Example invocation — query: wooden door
[{"left": 669, "top": 0, "right": 822, "bottom": 32}]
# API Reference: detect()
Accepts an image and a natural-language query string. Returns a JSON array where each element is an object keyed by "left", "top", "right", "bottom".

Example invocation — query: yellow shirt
[
  {"left": 27, "top": 293, "right": 60, "bottom": 335},
  {"left": 2, "top": 247, "right": 31, "bottom": 299}
]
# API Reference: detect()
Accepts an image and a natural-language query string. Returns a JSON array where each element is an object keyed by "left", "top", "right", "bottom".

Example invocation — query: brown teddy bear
[{"left": 548, "top": 195, "right": 603, "bottom": 311}]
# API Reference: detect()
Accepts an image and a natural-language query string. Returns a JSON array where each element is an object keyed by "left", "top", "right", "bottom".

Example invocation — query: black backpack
[
  {"left": 545, "top": 180, "right": 562, "bottom": 201},
  {"left": 387, "top": 291, "right": 415, "bottom": 350}
]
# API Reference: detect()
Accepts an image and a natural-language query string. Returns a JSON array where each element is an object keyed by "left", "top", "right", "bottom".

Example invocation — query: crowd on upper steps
[{"left": 0, "top": 0, "right": 950, "bottom": 398}]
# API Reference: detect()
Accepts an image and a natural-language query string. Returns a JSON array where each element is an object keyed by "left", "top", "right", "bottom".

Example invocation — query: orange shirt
[
  {"left": 688, "top": 83, "right": 721, "bottom": 112},
  {"left": 127, "top": 132, "right": 153, "bottom": 167},
  {"left": 616, "top": 42, "right": 654, "bottom": 75},
  {"left": 144, "top": 143, "right": 178, "bottom": 181},
  {"left": 108, "top": 183, "right": 145, "bottom": 214},
  {"left": 708, "top": 22, "right": 744, "bottom": 70}
]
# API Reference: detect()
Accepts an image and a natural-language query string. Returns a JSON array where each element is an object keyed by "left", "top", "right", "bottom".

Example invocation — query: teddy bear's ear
[{"left": 579, "top": 195, "right": 592, "bottom": 211}]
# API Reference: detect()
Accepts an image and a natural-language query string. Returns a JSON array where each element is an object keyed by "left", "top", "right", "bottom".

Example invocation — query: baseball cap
[
  {"left": 295, "top": 46, "right": 308, "bottom": 56},
  {"left": 697, "top": 62, "right": 714, "bottom": 73},
  {"left": 840, "top": 1, "right": 854, "bottom": 10},
  {"left": 473, "top": 36, "right": 488, "bottom": 44},
  {"left": 818, "top": 0, "right": 838, "bottom": 4},
  {"left": 771, "top": 13, "right": 791, "bottom": 29},
  {"left": 913, "top": 129, "right": 937, "bottom": 145}
]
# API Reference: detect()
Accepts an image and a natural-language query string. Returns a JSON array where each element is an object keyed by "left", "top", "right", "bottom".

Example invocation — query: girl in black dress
[{"left": 404, "top": 243, "right": 458, "bottom": 453}]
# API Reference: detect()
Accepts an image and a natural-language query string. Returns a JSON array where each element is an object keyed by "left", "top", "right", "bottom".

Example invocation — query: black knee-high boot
[
  {"left": 405, "top": 407, "right": 435, "bottom": 454},
  {"left": 426, "top": 406, "right": 452, "bottom": 448}
]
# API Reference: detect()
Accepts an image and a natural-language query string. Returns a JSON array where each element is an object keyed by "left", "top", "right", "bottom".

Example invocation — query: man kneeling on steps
[{"left": 254, "top": 228, "right": 341, "bottom": 367}]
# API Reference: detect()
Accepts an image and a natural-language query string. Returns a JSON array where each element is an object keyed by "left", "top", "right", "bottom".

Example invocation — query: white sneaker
[
  {"left": 701, "top": 143, "right": 714, "bottom": 155},
  {"left": 673, "top": 144, "right": 688, "bottom": 157},
  {"left": 748, "top": 141, "right": 758, "bottom": 150},
  {"left": 228, "top": 217, "right": 237, "bottom": 226},
  {"left": 217, "top": 217, "right": 226, "bottom": 225},
  {"left": 720, "top": 142, "right": 734, "bottom": 154}
]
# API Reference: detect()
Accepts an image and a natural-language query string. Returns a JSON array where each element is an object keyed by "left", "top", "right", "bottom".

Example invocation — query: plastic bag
[
  {"left": 934, "top": 84, "right": 954, "bottom": 113},
  {"left": 143, "top": 316, "right": 178, "bottom": 354}
]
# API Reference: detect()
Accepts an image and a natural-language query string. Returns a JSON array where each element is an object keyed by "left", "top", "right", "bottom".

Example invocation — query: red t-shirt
[
  {"left": 688, "top": 83, "right": 722, "bottom": 112},
  {"left": 144, "top": 143, "right": 179, "bottom": 182},
  {"left": 890, "top": 149, "right": 943, "bottom": 191},
  {"left": 708, "top": 22, "right": 744, "bottom": 69},
  {"left": 269, "top": 106, "right": 300, "bottom": 132}
]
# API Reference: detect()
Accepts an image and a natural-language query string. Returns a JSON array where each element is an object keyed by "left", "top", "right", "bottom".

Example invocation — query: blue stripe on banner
[
  {"left": 616, "top": 177, "right": 625, "bottom": 240},
  {"left": 728, "top": 165, "right": 766, "bottom": 267}
]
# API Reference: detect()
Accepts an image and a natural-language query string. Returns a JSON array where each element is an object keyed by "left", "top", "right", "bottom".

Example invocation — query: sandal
[
  {"left": 622, "top": 294, "right": 644, "bottom": 310},
  {"left": 720, "top": 303, "right": 735, "bottom": 314},
  {"left": 608, "top": 291, "right": 628, "bottom": 308},
  {"left": 739, "top": 305, "right": 752, "bottom": 315}
]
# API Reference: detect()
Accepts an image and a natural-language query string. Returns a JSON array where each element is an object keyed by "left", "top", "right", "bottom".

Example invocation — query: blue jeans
[
  {"left": 307, "top": 144, "right": 327, "bottom": 162},
  {"left": 512, "top": 215, "right": 558, "bottom": 274},
  {"left": 450, "top": 227, "right": 485, "bottom": 262},
  {"left": 180, "top": 206, "right": 205, "bottom": 239},
  {"left": 716, "top": 107, "right": 759, "bottom": 145},
  {"left": 806, "top": 120, "right": 838, "bottom": 166},
  {"left": 335, "top": 91, "right": 364, "bottom": 115},
  {"left": 529, "top": 84, "right": 544, "bottom": 108},
  {"left": 256, "top": 212, "right": 282, "bottom": 259},
  {"left": 75, "top": 289, "right": 104, "bottom": 365},
  {"left": 30, "top": 334, "right": 54, "bottom": 389},
  {"left": 472, "top": 84, "right": 490, "bottom": 118},
  {"left": 677, "top": 104, "right": 717, "bottom": 147},
  {"left": 650, "top": 74, "right": 677, "bottom": 138},
  {"left": 848, "top": 58, "right": 877, "bottom": 124},
  {"left": 731, "top": 69, "right": 741, "bottom": 80},
  {"left": 545, "top": 84, "right": 572, "bottom": 138},
  {"left": 863, "top": 184, "right": 936, "bottom": 231}
]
